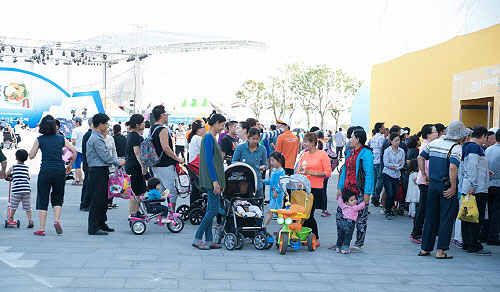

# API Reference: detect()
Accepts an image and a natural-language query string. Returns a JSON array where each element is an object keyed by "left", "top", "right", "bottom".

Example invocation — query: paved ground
[{"left": 1, "top": 169, "right": 500, "bottom": 292}]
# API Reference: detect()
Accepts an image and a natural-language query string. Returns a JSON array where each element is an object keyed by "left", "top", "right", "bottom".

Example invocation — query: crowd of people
[{"left": 1, "top": 108, "right": 499, "bottom": 259}]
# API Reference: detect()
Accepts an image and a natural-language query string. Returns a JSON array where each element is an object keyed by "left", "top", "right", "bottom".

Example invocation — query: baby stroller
[
  {"left": 128, "top": 192, "right": 184, "bottom": 235},
  {"left": 271, "top": 174, "right": 317, "bottom": 255},
  {"left": 2, "top": 131, "right": 17, "bottom": 149},
  {"left": 175, "top": 156, "right": 208, "bottom": 225},
  {"left": 215, "top": 162, "right": 273, "bottom": 250}
]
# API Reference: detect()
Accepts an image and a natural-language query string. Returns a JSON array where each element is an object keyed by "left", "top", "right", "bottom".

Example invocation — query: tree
[
  {"left": 310, "top": 66, "right": 362, "bottom": 130},
  {"left": 235, "top": 80, "right": 266, "bottom": 120}
]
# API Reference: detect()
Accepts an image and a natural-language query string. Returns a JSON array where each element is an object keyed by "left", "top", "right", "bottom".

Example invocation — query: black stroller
[
  {"left": 175, "top": 158, "right": 208, "bottom": 225},
  {"left": 214, "top": 162, "right": 273, "bottom": 250}
]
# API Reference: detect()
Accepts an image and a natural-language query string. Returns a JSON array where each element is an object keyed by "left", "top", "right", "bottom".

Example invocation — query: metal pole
[
  {"left": 103, "top": 62, "right": 107, "bottom": 111},
  {"left": 66, "top": 65, "right": 71, "bottom": 93},
  {"left": 487, "top": 101, "right": 492, "bottom": 129}
]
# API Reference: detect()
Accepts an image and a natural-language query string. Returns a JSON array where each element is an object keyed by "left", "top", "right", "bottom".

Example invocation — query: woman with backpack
[
  {"left": 330, "top": 129, "right": 374, "bottom": 252},
  {"left": 125, "top": 114, "right": 146, "bottom": 215}
]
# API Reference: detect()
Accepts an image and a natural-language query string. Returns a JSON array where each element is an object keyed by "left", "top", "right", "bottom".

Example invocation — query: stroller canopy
[{"left": 224, "top": 162, "right": 258, "bottom": 198}]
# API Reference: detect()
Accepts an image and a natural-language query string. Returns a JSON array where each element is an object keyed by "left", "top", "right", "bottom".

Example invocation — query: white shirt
[
  {"left": 142, "top": 128, "right": 150, "bottom": 139},
  {"left": 71, "top": 126, "right": 86, "bottom": 153},
  {"left": 334, "top": 132, "right": 346, "bottom": 147},
  {"left": 175, "top": 130, "right": 187, "bottom": 146},
  {"left": 188, "top": 135, "right": 203, "bottom": 163}
]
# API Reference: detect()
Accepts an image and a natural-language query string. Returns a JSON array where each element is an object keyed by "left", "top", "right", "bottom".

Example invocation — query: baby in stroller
[
  {"left": 233, "top": 200, "right": 262, "bottom": 218},
  {"left": 145, "top": 177, "right": 170, "bottom": 224}
]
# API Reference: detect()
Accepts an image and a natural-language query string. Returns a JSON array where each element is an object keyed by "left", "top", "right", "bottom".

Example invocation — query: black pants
[
  {"left": 336, "top": 146, "right": 344, "bottom": 160},
  {"left": 462, "top": 192, "right": 488, "bottom": 252},
  {"left": 421, "top": 180, "right": 458, "bottom": 251},
  {"left": 321, "top": 177, "right": 329, "bottom": 210},
  {"left": 303, "top": 188, "right": 322, "bottom": 239},
  {"left": 175, "top": 145, "right": 185, "bottom": 159},
  {"left": 480, "top": 187, "right": 500, "bottom": 242},
  {"left": 411, "top": 184, "right": 429, "bottom": 238},
  {"left": 284, "top": 168, "right": 294, "bottom": 176},
  {"left": 36, "top": 169, "right": 66, "bottom": 210},
  {"left": 88, "top": 167, "right": 110, "bottom": 234},
  {"left": 149, "top": 203, "right": 169, "bottom": 218},
  {"left": 383, "top": 174, "right": 399, "bottom": 214},
  {"left": 80, "top": 168, "right": 91, "bottom": 209}
]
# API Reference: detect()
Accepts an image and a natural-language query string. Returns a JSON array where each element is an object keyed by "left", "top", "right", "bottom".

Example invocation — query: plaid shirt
[{"left": 370, "top": 133, "right": 386, "bottom": 164}]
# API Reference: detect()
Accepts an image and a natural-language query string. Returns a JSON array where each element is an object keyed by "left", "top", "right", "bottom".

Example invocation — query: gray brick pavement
[{"left": 1, "top": 175, "right": 499, "bottom": 292}]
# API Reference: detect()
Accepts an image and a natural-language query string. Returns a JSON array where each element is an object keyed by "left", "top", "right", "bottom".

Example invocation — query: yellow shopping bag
[{"left": 457, "top": 194, "right": 479, "bottom": 223}]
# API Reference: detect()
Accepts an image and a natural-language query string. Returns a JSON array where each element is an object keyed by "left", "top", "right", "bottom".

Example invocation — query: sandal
[
  {"left": 54, "top": 221, "right": 63, "bottom": 234},
  {"left": 435, "top": 253, "right": 453, "bottom": 259},
  {"left": 418, "top": 251, "right": 431, "bottom": 256},
  {"left": 111, "top": 204, "right": 118, "bottom": 208},
  {"left": 192, "top": 241, "right": 209, "bottom": 250},
  {"left": 108, "top": 205, "right": 113, "bottom": 209},
  {"left": 34, "top": 230, "right": 45, "bottom": 236}
]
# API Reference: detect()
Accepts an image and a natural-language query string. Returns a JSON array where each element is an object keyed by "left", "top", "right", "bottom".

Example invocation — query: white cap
[{"left": 276, "top": 118, "right": 292, "bottom": 129}]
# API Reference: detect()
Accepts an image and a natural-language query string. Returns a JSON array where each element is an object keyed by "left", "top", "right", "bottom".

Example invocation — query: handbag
[
  {"left": 458, "top": 194, "right": 479, "bottom": 223},
  {"left": 108, "top": 168, "right": 132, "bottom": 199}
]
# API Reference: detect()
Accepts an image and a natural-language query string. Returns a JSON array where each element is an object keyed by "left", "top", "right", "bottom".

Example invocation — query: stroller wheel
[
  {"left": 253, "top": 233, "right": 267, "bottom": 250},
  {"left": 16, "top": 220, "right": 20, "bottom": 228},
  {"left": 236, "top": 233, "right": 244, "bottom": 250},
  {"left": 167, "top": 217, "right": 184, "bottom": 233},
  {"left": 131, "top": 221, "right": 146, "bottom": 235},
  {"left": 189, "top": 208, "right": 204, "bottom": 225},
  {"left": 176, "top": 204, "right": 190, "bottom": 221},
  {"left": 4, "top": 220, "right": 7, "bottom": 228},
  {"left": 397, "top": 208, "right": 405, "bottom": 216},
  {"left": 224, "top": 233, "right": 237, "bottom": 250}
]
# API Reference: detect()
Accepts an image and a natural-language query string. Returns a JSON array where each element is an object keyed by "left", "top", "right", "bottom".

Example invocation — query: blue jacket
[{"left": 337, "top": 147, "right": 375, "bottom": 194}]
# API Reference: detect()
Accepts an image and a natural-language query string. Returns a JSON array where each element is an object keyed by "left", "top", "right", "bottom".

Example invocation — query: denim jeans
[
  {"left": 336, "top": 217, "right": 355, "bottom": 250},
  {"left": 194, "top": 189, "right": 220, "bottom": 242},
  {"left": 383, "top": 173, "right": 399, "bottom": 214}
]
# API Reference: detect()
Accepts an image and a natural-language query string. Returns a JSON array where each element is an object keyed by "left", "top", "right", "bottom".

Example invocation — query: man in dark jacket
[{"left": 80, "top": 118, "right": 93, "bottom": 211}]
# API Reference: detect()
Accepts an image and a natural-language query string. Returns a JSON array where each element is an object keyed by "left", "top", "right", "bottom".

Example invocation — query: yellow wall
[{"left": 370, "top": 23, "right": 500, "bottom": 134}]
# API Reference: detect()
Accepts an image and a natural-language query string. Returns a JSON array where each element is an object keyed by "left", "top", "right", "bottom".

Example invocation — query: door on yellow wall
[{"left": 460, "top": 97, "right": 494, "bottom": 128}]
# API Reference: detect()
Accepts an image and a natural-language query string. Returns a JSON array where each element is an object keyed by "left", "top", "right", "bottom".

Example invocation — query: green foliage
[{"left": 235, "top": 80, "right": 266, "bottom": 120}]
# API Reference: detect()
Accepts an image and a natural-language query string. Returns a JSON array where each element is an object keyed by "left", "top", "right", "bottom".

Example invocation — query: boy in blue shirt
[{"left": 146, "top": 177, "right": 170, "bottom": 223}]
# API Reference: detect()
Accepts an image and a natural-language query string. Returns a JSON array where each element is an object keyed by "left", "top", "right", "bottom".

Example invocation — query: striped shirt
[
  {"left": 12, "top": 164, "right": 30, "bottom": 194},
  {"left": 419, "top": 138, "right": 461, "bottom": 182}
]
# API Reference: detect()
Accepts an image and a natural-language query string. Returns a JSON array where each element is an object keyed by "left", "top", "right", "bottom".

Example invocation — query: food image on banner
[{"left": 1, "top": 79, "right": 32, "bottom": 109}]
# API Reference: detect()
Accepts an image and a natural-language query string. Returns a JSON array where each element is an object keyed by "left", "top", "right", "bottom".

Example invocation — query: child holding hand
[
  {"left": 264, "top": 152, "right": 286, "bottom": 226},
  {"left": 336, "top": 189, "right": 366, "bottom": 254}
]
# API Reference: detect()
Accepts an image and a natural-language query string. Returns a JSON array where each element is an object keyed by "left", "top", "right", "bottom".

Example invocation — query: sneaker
[
  {"left": 208, "top": 243, "right": 222, "bottom": 249},
  {"left": 340, "top": 249, "right": 350, "bottom": 254},
  {"left": 410, "top": 235, "right": 422, "bottom": 244},
  {"left": 34, "top": 230, "right": 45, "bottom": 236},
  {"left": 380, "top": 208, "right": 386, "bottom": 214},
  {"left": 315, "top": 240, "right": 320, "bottom": 247},
  {"left": 54, "top": 221, "right": 63, "bottom": 234},
  {"left": 469, "top": 249, "right": 491, "bottom": 256},
  {"left": 385, "top": 214, "right": 392, "bottom": 220},
  {"left": 321, "top": 210, "right": 331, "bottom": 217},
  {"left": 335, "top": 247, "right": 341, "bottom": 253},
  {"left": 27, "top": 221, "right": 34, "bottom": 228}
]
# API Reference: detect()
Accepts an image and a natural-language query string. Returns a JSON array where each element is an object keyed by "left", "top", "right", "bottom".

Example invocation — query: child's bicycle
[
  {"left": 4, "top": 175, "right": 20, "bottom": 228},
  {"left": 128, "top": 193, "right": 184, "bottom": 235}
]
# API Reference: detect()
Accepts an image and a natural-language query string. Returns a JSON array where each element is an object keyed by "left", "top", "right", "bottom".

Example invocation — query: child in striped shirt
[{"left": 6, "top": 149, "right": 33, "bottom": 228}]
